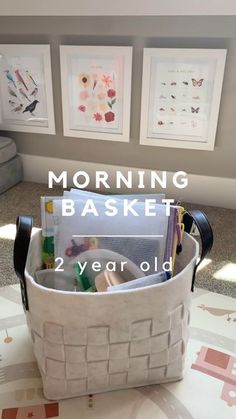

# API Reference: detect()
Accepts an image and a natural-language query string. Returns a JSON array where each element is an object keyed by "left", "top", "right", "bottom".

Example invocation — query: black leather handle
[
  {"left": 13, "top": 216, "right": 33, "bottom": 310},
  {"left": 183, "top": 210, "right": 213, "bottom": 291}
]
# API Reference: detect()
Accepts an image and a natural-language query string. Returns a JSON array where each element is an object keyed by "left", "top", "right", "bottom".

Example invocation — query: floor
[
  {"left": 0, "top": 181, "right": 235, "bottom": 297},
  {"left": 0, "top": 284, "right": 235, "bottom": 418}
]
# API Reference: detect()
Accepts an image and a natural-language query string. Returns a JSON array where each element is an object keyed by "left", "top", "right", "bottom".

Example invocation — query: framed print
[
  {"left": 0, "top": 44, "right": 55, "bottom": 134},
  {"left": 140, "top": 48, "right": 227, "bottom": 150},
  {"left": 60, "top": 45, "right": 132, "bottom": 142}
]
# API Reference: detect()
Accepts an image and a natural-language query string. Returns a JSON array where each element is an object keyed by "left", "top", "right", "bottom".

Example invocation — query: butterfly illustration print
[
  {"left": 170, "top": 82, "right": 177, "bottom": 86},
  {"left": 182, "top": 81, "right": 188, "bottom": 85},
  {"left": 171, "top": 95, "right": 176, "bottom": 99},
  {"left": 191, "top": 107, "right": 200, "bottom": 113},
  {"left": 158, "top": 121, "right": 164, "bottom": 126},
  {"left": 192, "top": 78, "right": 204, "bottom": 87}
]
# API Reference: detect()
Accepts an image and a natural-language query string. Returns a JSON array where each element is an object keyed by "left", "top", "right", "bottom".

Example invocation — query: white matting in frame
[
  {"left": 0, "top": 44, "right": 55, "bottom": 135},
  {"left": 140, "top": 48, "right": 227, "bottom": 150},
  {"left": 60, "top": 45, "right": 132, "bottom": 142}
]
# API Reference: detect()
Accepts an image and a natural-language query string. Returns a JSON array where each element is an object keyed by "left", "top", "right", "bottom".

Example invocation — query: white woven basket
[{"left": 23, "top": 229, "right": 199, "bottom": 400}]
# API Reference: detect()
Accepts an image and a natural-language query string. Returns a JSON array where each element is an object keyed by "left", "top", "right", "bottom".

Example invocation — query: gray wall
[
  {"left": 1, "top": 0, "right": 236, "bottom": 16},
  {"left": 0, "top": 16, "right": 236, "bottom": 178}
]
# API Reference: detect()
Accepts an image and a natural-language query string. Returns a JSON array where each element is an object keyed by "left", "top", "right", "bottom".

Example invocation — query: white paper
[
  {"left": 68, "top": 54, "right": 123, "bottom": 133},
  {"left": 53, "top": 198, "right": 169, "bottom": 273},
  {"left": 148, "top": 56, "right": 217, "bottom": 141},
  {"left": 0, "top": 53, "right": 48, "bottom": 127}
]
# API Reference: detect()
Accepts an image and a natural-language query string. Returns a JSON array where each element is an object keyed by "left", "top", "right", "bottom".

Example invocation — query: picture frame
[
  {"left": 140, "top": 48, "right": 227, "bottom": 151},
  {"left": 0, "top": 44, "right": 55, "bottom": 134},
  {"left": 60, "top": 45, "right": 132, "bottom": 142}
]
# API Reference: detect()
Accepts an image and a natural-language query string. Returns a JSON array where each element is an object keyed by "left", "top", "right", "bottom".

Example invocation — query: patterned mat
[{"left": 0, "top": 285, "right": 235, "bottom": 418}]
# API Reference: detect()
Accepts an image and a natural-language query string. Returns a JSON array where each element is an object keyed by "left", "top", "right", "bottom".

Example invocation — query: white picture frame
[
  {"left": 60, "top": 45, "right": 132, "bottom": 142},
  {"left": 0, "top": 44, "right": 55, "bottom": 134},
  {"left": 140, "top": 48, "right": 227, "bottom": 150}
]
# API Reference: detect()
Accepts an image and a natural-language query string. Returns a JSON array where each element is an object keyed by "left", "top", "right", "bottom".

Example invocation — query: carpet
[
  {"left": 0, "top": 285, "right": 235, "bottom": 418},
  {"left": 0, "top": 182, "right": 236, "bottom": 297}
]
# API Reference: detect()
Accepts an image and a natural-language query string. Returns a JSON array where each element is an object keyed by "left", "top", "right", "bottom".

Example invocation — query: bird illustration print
[
  {"left": 5, "top": 70, "right": 17, "bottom": 89},
  {"left": 23, "top": 100, "right": 39, "bottom": 115},
  {"left": 19, "top": 87, "right": 30, "bottom": 102},
  {"left": 8, "top": 85, "right": 18, "bottom": 98},
  {"left": 13, "top": 104, "right": 23, "bottom": 113},
  {"left": 15, "top": 69, "right": 28, "bottom": 90},
  {"left": 30, "top": 87, "right": 38, "bottom": 97},
  {"left": 26, "top": 70, "right": 37, "bottom": 86}
]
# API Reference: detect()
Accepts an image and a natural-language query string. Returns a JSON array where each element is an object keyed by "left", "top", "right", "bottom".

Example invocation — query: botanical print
[
  {"left": 0, "top": 54, "right": 48, "bottom": 127},
  {"left": 69, "top": 55, "right": 123, "bottom": 133},
  {"left": 148, "top": 57, "right": 217, "bottom": 142}
]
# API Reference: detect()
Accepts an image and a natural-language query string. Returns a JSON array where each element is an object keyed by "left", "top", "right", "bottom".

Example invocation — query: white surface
[
  {"left": 20, "top": 153, "right": 236, "bottom": 209},
  {"left": 140, "top": 48, "right": 227, "bottom": 150},
  {"left": 1, "top": 0, "right": 236, "bottom": 16},
  {"left": 0, "top": 45, "right": 55, "bottom": 135},
  {"left": 60, "top": 46, "right": 132, "bottom": 142}
]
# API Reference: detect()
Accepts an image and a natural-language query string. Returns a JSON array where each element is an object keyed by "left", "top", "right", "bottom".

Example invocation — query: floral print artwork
[
  {"left": 78, "top": 71, "right": 116, "bottom": 125},
  {"left": 70, "top": 56, "right": 122, "bottom": 133}
]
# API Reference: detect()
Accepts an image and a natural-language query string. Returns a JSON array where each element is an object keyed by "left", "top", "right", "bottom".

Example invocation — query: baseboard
[{"left": 19, "top": 153, "right": 236, "bottom": 209}]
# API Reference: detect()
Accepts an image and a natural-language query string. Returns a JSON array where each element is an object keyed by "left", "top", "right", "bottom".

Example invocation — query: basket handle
[
  {"left": 13, "top": 216, "right": 33, "bottom": 310},
  {"left": 183, "top": 210, "right": 213, "bottom": 292}
]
